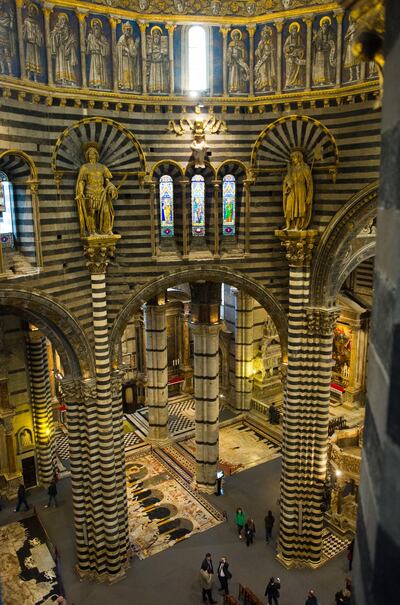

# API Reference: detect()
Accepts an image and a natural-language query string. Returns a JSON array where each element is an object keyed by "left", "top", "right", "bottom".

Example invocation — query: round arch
[
  {"left": 0, "top": 149, "right": 38, "bottom": 181},
  {"left": 150, "top": 159, "right": 184, "bottom": 179},
  {"left": 109, "top": 265, "right": 288, "bottom": 364},
  {"left": 0, "top": 288, "right": 94, "bottom": 378},
  {"left": 311, "top": 180, "right": 378, "bottom": 307}
]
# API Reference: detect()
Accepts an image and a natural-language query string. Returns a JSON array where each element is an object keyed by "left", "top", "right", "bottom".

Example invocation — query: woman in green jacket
[{"left": 235, "top": 507, "right": 246, "bottom": 539}]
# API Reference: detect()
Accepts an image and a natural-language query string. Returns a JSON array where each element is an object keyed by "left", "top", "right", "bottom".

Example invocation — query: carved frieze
[{"left": 59, "top": 377, "right": 97, "bottom": 403}]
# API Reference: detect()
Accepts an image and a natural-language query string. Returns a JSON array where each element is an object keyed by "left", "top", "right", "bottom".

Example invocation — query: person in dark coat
[
  {"left": 200, "top": 553, "right": 217, "bottom": 604},
  {"left": 335, "top": 588, "right": 351, "bottom": 605},
  {"left": 347, "top": 538, "right": 354, "bottom": 571},
  {"left": 217, "top": 556, "right": 232, "bottom": 595},
  {"left": 305, "top": 589, "right": 319, "bottom": 605},
  {"left": 15, "top": 483, "right": 29, "bottom": 512},
  {"left": 46, "top": 480, "right": 58, "bottom": 508},
  {"left": 264, "top": 510, "right": 275, "bottom": 542},
  {"left": 265, "top": 576, "right": 280, "bottom": 605},
  {"left": 244, "top": 517, "right": 256, "bottom": 546}
]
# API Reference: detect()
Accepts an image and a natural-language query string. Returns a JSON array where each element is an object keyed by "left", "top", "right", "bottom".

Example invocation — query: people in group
[
  {"left": 347, "top": 538, "right": 354, "bottom": 571},
  {"left": 244, "top": 517, "right": 256, "bottom": 546},
  {"left": 305, "top": 589, "right": 319, "bottom": 605},
  {"left": 46, "top": 480, "right": 58, "bottom": 508},
  {"left": 335, "top": 587, "right": 351, "bottom": 605},
  {"left": 15, "top": 483, "right": 29, "bottom": 512},
  {"left": 235, "top": 507, "right": 245, "bottom": 539},
  {"left": 200, "top": 553, "right": 217, "bottom": 604},
  {"left": 217, "top": 555, "right": 232, "bottom": 595},
  {"left": 265, "top": 576, "right": 281, "bottom": 605},
  {"left": 264, "top": 510, "right": 275, "bottom": 542}
]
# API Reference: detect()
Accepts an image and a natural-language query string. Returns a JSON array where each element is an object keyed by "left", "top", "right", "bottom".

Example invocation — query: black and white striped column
[
  {"left": 27, "top": 330, "right": 56, "bottom": 487},
  {"left": 276, "top": 230, "right": 338, "bottom": 567},
  {"left": 233, "top": 289, "right": 254, "bottom": 411},
  {"left": 144, "top": 302, "right": 170, "bottom": 445}
]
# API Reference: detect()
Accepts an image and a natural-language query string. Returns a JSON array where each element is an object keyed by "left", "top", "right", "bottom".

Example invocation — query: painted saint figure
[
  {"left": 0, "top": 0, "right": 15, "bottom": 76},
  {"left": 283, "top": 22, "right": 305, "bottom": 88},
  {"left": 117, "top": 22, "right": 141, "bottom": 91},
  {"left": 282, "top": 150, "right": 313, "bottom": 231},
  {"left": 312, "top": 16, "right": 336, "bottom": 86},
  {"left": 227, "top": 29, "right": 249, "bottom": 94},
  {"left": 75, "top": 144, "right": 118, "bottom": 237},
  {"left": 147, "top": 26, "right": 168, "bottom": 94},
  {"left": 23, "top": 3, "right": 43, "bottom": 81},
  {"left": 50, "top": 12, "right": 78, "bottom": 86},
  {"left": 254, "top": 26, "right": 276, "bottom": 92},
  {"left": 343, "top": 17, "right": 360, "bottom": 82},
  {"left": 86, "top": 18, "right": 110, "bottom": 89}
]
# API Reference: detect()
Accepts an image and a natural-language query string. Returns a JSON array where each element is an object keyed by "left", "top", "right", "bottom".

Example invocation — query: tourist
[
  {"left": 244, "top": 517, "right": 256, "bottom": 546},
  {"left": 335, "top": 588, "right": 351, "bottom": 605},
  {"left": 235, "top": 506, "right": 246, "bottom": 539},
  {"left": 347, "top": 538, "right": 354, "bottom": 571},
  {"left": 200, "top": 553, "right": 217, "bottom": 604},
  {"left": 265, "top": 577, "right": 280, "bottom": 605},
  {"left": 305, "top": 589, "right": 320, "bottom": 605},
  {"left": 46, "top": 480, "right": 58, "bottom": 508},
  {"left": 14, "top": 483, "right": 29, "bottom": 512},
  {"left": 217, "top": 555, "right": 232, "bottom": 595},
  {"left": 264, "top": 510, "right": 275, "bottom": 542}
]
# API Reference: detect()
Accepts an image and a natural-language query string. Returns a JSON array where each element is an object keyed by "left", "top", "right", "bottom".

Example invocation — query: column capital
[
  {"left": 108, "top": 16, "right": 120, "bottom": 29},
  {"left": 275, "top": 229, "right": 319, "bottom": 266},
  {"left": 75, "top": 11, "right": 88, "bottom": 23},
  {"left": 138, "top": 21, "right": 148, "bottom": 33},
  {"left": 59, "top": 377, "right": 97, "bottom": 404},
  {"left": 189, "top": 321, "right": 222, "bottom": 337},
  {"left": 275, "top": 19, "right": 284, "bottom": 33},
  {"left": 83, "top": 234, "right": 121, "bottom": 274},
  {"left": 302, "top": 16, "right": 314, "bottom": 27},
  {"left": 246, "top": 25, "right": 256, "bottom": 37},
  {"left": 220, "top": 26, "right": 230, "bottom": 38},
  {"left": 165, "top": 23, "right": 177, "bottom": 34},
  {"left": 305, "top": 306, "right": 340, "bottom": 336}
]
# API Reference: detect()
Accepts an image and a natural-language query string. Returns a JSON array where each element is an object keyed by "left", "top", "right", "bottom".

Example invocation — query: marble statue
[
  {"left": 312, "top": 16, "right": 336, "bottom": 86},
  {"left": 190, "top": 120, "right": 208, "bottom": 169},
  {"left": 20, "top": 428, "right": 33, "bottom": 448},
  {"left": 0, "top": 0, "right": 15, "bottom": 76},
  {"left": 50, "top": 12, "right": 78, "bottom": 86},
  {"left": 343, "top": 17, "right": 360, "bottom": 82},
  {"left": 283, "top": 22, "right": 305, "bottom": 89},
  {"left": 117, "top": 22, "right": 141, "bottom": 91},
  {"left": 23, "top": 3, "right": 43, "bottom": 82},
  {"left": 282, "top": 150, "right": 313, "bottom": 230},
  {"left": 227, "top": 29, "right": 249, "bottom": 94},
  {"left": 147, "top": 26, "right": 168, "bottom": 94},
  {"left": 75, "top": 144, "right": 118, "bottom": 237},
  {"left": 255, "top": 26, "right": 276, "bottom": 92},
  {"left": 87, "top": 18, "right": 110, "bottom": 89}
]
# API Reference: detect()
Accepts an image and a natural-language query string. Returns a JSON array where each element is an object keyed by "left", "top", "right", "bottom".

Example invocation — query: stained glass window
[
  {"left": 222, "top": 174, "right": 235, "bottom": 235},
  {"left": 159, "top": 174, "right": 174, "bottom": 237},
  {"left": 191, "top": 174, "right": 205, "bottom": 236},
  {"left": 0, "top": 171, "right": 15, "bottom": 247}
]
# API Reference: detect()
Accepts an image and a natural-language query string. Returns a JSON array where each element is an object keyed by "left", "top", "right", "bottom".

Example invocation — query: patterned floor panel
[
  {"left": 55, "top": 427, "right": 144, "bottom": 460},
  {"left": 322, "top": 528, "right": 349, "bottom": 561}
]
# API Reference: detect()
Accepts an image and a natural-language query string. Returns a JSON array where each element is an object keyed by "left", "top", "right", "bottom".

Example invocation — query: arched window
[
  {"left": 188, "top": 25, "right": 207, "bottom": 92},
  {"left": 191, "top": 174, "right": 205, "bottom": 236},
  {"left": 222, "top": 174, "right": 236, "bottom": 235},
  {"left": 0, "top": 171, "right": 15, "bottom": 247},
  {"left": 159, "top": 175, "right": 174, "bottom": 237}
]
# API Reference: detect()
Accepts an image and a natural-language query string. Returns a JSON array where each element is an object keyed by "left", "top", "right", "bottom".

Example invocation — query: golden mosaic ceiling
[{"left": 91, "top": 0, "right": 335, "bottom": 18}]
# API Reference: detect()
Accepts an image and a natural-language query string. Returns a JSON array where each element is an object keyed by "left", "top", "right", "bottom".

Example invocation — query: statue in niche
[
  {"left": 0, "top": 0, "right": 15, "bottom": 76},
  {"left": 210, "top": 1, "right": 221, "bottom": 15},
  {"left": 23, "top": 3, "right": 43, "bottom": 82},
  {"left": 254, "top": 26, "right": 276, "bottom": 92},
  {"left": 190, "top": 120, "right": 208, "bottom": 169},
  {"left": 368, "top": 60, "right": 378, "bottom": 78},
  {"left": 19, "top": 428, "right": 33, "bottom": 449},
  {"left": 147, "top": 26, "right": 169, "bottom": 94},
  {"left": 50, "top": 12, "right": 78, "bottom": 86},
  {"left": 86, "top": 18, "right": 110, "bottom": 89},
  {"left": 75, "top": 143, "right": 118, "bottom": 237},
  {"left": 282, "top": 150, "right": 313, "bottom": 231},
  {"left": 227, "top": 29, "right": 249, "bottom": 94},
  {"left": 343, "top": 17, "right": 360, "bottom": 82},
  {"left": 284, "top": 22, "right": 306, "bottom": 89},
  {"left": 312, "top": 16, "right": 336, "bottom": 86},
  {"left": 117, "top": 22, "right": 141, "bottom": 92}
]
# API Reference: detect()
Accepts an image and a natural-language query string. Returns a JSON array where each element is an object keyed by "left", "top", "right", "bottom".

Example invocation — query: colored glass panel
[
  {"left": 222, "top": 174, "right": 235, "bottom": 235},
  {"left": 191, "top": 175, "right": 205, "bottom": 236},
  {"left": 159, "top": 174, "right": 174, "bottom": 237}
]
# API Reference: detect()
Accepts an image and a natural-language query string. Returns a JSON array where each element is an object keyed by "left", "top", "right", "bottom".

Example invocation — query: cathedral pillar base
[
  {"left": 276, "top": 552, "right": 323, "bottom": 570},
  {"left": 75, "top": 561, "right": 130, "bottom": 585}
]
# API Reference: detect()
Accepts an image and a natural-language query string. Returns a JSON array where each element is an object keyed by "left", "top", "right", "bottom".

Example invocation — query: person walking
[
  {"left": 264, "top": 510, "right": 275, "bottom": 542},
  {"left": 15, "top": 483, "right": 29, "bottom": 512},
  {"left": 45, "top": 480, "right": 58, "bottom": 508},
  {"left": 347, "top": 538, "right": 354, "bottom": 571},
  {"left": 235, "top": 507, "right": 245, "bottom": 539},
  {"left": 265, "top": 576, "right": 280, "bottom": 605},
  {"left": 217, "top": 556, "right": 232, "bottom": 595},
  {"left": 305, "top": 589, "right": 319, "bottom": 605},
  {"left": 244, "top": 517, "right": 256, "bottom": 546},
  {"left": 200, "top": 553, "right": 217, "bottom": 604}
]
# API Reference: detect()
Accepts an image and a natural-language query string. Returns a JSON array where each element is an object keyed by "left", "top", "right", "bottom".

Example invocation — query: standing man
[
  {"left": 264, "top": 510, "right": 275, "bottom": 542},
  {"left": 200, "top": 553, "right": 217, "bottom": 604},
  {"left": 15, "top": 483, "right": 29, "bottom": 512},
  {"left": 217, "top": 556, "right": 232, "bottom": 595},
  {"left": 265, "top": 577, "right": 281, "bottom": 605},
  {"left": 45, "top": 479, "right": 58, "bottom": 508}
]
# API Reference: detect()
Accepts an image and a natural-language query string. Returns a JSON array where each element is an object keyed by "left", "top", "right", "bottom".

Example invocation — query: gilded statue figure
[
  {"left": 75, "top": 144, "right": 118, "bottom": 237},
  {"left": 343, "top": 17, "right": 360, "bottom": 82},
  {"left": 147, "top": 26, "right": 169, "bottom": 94},
  {"left": 283, "top": 22, "right": 305, "bottom": 89},
  {"left": 254, "top": 26, "right": 276, "bottom": 92},
  {"left": 50, "top": 12, "right": 78, "bottom": 86},
  {"left": 0, "top": 0, "right": 15, "bottom": 76},
  {"left": 86, "top": 18, "right": 110, "bottom": 89},
  {"left": 23, "top": 3, "right": 43, "bottom": 82},
  {"left": 312, "top": 16, "right": 336, "bottom": 86},
  {"left": 227, "top": 29, "right": 249, "bottom": 94},
  {"left": 282, "top": 150, "right": 313, "bottom": 231},
  {"left": 117, "top": 22, "right": 141, "bottom": 91}
]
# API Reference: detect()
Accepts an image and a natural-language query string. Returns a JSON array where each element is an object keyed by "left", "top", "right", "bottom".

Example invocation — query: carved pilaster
[
  {"left": 305, "top": 307, "right": 341, "bottom": 335},
  {"left": 275, "top": 20, "right": 284, "bottom": 94},
  {"left": 335, "top": 12, "right": 344, "bottom": 86},
  {"left": 15, "top": 0, "right": 26, "bottom": 79},
  {"left": 43, "top": 6, "right": 53, "bottom": 86},
  {"left": 303, "top": 16, "right": 313, "bottom": 91},
  {"left": 220, "top": 26, "right": 230, "bottom": 96},
  {"left": 166, "top": 23, "right": 176, "bottom": 95},
  {"left": 76, "top": 11, "right": 88, "bottom": 88},
  {"left": 275, "top": 229, "right": 319, "bottom": 267},
  {"left": 139, "top": 21, "right": 148, "bottom": 95},
  {"left": 247, "top": 26, "right": 256, "bottom": 96},
  {"left": 83, "top": 234, "right": 121, "bottom": 274},
  {"left": 109, "top": 17, "right": 119, "bottom": 92}
]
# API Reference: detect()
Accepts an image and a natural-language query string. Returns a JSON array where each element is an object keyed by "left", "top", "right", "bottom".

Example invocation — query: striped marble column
[
  {"left": 233, "top": 289, "right": 254, "bottom": 411},
  {"left": 276, "top": 229, "right": 339, "bottom": 567},
  {"left": 27, "top": 330, "right": 56, "bottom": 486},
  {"left": 144, "top": 301, "right": 170, "bottom": 445}
]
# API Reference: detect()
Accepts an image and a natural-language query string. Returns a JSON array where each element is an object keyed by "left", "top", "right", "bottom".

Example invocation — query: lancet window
[
  {"left": 159, "top": 175, "right": 174, "bottom": 237},
  {"left": 0, "top": 171, "right": 15, "bottom": 247},
  {"left": 188, "top": 25, "right": 208, "bottom": 92},
  {"left": 191, "top": 174, "right": 205, "bottom": 236},
  {"left": 222, "top": 174, "right": 236, "bottom": 235}
]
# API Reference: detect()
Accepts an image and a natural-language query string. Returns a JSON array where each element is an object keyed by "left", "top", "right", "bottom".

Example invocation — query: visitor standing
[
  {"left": 200, "top": 553, "right": 217, "bottom": 604},
  {"left": 217, "top": 556, "right": 232, "bottom": 595},
  {"left": 347, "top": 538, "right": 354, "bottom": 571},
  {"left": 244, "top": 517, "right": 256, "bottom": 546},
  {"left": 305, "top": 589, "right": 319, "bottom": 605},
  {"left": 15, "top": 483, "right": 29, "bottom": 512},
  {"left": 46, "top": 480, "right": 58, "bottom": 508},
  {"left": 235, "top": 507, "right": 246, "bottom": 539},
  {"left": 265, "top": 577, "right": 280, "bottom": 605},
  {"left": 264, "top": 510, "right": 275, "bottom": 542}
]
